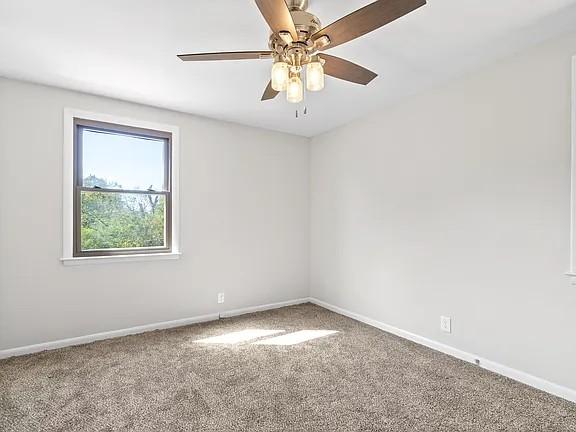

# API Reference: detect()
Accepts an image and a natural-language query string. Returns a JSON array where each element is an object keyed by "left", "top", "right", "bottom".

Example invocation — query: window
[{"left": 62, "top": 110, "right": 179, "bottom": 264}]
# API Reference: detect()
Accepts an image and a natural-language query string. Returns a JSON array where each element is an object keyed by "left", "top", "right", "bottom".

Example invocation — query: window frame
[
  {"left": 62, "top": 109, "right": 180, "bottom": 265},
  {"left": 73, "top": 119, "right": 173, "bottom": 257}
]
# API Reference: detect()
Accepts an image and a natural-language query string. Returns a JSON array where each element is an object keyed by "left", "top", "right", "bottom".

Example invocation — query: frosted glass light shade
[
  {"left": 306, "top": 61, "right": 324, "bottom": 91},
  {"left": 271, "top": 62, "right": 289, "bottom": 91},
  {"left": 286, "top": 75, "right": 304, "bottom": 103}
]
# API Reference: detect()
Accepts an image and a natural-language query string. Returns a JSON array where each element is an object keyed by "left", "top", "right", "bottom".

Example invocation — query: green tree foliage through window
[{"left": 80, "top": 176, "right": 165, "bottom": 251}]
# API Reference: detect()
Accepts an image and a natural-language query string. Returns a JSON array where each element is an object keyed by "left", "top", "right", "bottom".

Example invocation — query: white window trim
[
  {"left": 61, "top": 108, "right": 181, "bottom": 265},
  {"left": 568, "top": 56, "right": 576, "bottom": 277}
]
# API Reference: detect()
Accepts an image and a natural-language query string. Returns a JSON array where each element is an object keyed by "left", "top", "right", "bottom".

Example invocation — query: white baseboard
[
  {"left": 309, "top": 297, "right": 576, "bottom": 404},
  {"left": 0, "top": 298, "right": 309, "bottom": 360},
  {"left": 219, "top": 298, "right": 310, "bottom": 319}
]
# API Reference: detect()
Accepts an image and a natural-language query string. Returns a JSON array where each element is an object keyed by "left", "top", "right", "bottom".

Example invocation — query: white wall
[
  {"left": 310, "top": 32, "right": 576, "bottom": 391},
  {"left": 0, "top": 78, "right": 309, "bottom": 351}
]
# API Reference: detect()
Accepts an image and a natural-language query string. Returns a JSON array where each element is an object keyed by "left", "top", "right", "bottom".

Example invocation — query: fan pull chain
[{"left": 296, "top": 107, "right": 309, "bottom": 118}]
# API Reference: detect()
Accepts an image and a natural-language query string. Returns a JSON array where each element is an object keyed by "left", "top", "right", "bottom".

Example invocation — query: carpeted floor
[{"left": 1, "top": 303, "right": 575, "bottom": 431}]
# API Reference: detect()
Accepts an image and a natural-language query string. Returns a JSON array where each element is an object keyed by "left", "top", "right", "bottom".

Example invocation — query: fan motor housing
[
  {"left": 291, "top": 10, "right": 321, "bottom": 36},
  {"left": 269, "top": 1, "right": 322, "bottom": 59}
]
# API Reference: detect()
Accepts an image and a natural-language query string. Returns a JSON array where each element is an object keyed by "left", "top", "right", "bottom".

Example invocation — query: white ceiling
[{"left": 1, "top": 0, "right": 576, "bottom": 137}]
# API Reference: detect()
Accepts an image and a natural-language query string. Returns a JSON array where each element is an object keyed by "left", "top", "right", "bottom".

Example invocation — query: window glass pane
[
  {"left": 81, "top": 128, "right": 166, "bottom": 191},
  {"left": 80, "top": 191, "right": 166, "bottom": 251}
]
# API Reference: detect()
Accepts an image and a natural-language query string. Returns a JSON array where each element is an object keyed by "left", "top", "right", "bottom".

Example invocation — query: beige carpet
[{"left": 1, "top": 303, "right": 575, "bottom": 431}]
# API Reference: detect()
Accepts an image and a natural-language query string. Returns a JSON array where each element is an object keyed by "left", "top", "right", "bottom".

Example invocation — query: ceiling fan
[{"left": 178, "top": 0, "right": 426, "bottom": 104}]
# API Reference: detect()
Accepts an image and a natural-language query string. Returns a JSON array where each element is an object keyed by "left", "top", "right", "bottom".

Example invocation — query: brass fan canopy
[{"left": 286, "top": 0, "right": 309, "bottom": 11}]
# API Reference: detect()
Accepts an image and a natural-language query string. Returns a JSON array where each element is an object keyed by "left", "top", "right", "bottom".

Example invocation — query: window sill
[{"left": 61, "top": 252, "right": 181, "bottom": 266}]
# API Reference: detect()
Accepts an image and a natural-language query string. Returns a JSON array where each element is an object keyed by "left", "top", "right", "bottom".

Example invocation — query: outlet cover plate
[
  {"left": 218, "top": 293, "right": 225, "bottom": 304},
  {"left": 440, "top": 316, "right": 452, "bottom": 333}
]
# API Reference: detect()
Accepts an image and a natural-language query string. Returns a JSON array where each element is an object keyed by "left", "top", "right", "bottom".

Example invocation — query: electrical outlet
[
  {"left": 440, "top": 316, "right": 452, "bottom": 333},
  {"left": 217, "top": 293, "right": 225, "bottom": 304}
]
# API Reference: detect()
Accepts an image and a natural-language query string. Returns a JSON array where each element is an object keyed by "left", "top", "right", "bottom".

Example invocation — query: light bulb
[
  {"left": 271, "top": 61, "right": 289, "bottom": 92},
  {"left": 286, "top": 74, "right": 304, "bottom": 104},
  {"left": 306, "top": 60, "right": 324, "bottom": 92}
]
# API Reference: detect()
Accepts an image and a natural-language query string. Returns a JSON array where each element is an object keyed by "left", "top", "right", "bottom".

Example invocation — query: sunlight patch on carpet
[
  {"left": 253, "top": 330, "right": 339, "bottom": 346},
  {"left": 194, "top": 329, "right": 284, "bottom": 344}
]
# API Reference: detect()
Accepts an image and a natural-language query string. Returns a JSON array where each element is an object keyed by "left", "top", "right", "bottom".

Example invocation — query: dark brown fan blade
[
  {"left": 261, "top": 81, "right": 279, "bottom": 101},
  {"left": 311, "top": 0, "right": 426, "bottom": 50},
  {"left": 178, "top": 51, "right": 273, "bottom": 61},
  {"left": 255, "top": 0, "right": 299, "bottom": 41},
  {"left": 320, "top": 54, "right": 378, "bottom": 85}
]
